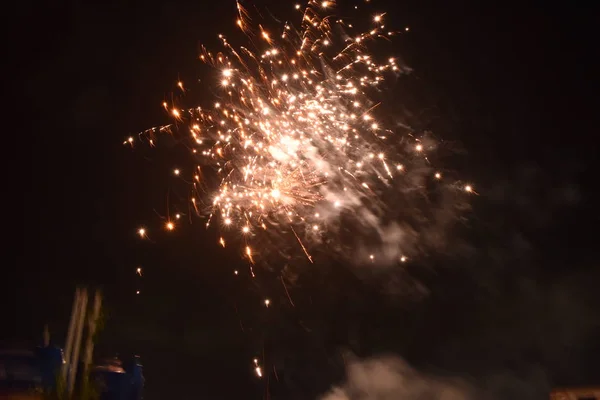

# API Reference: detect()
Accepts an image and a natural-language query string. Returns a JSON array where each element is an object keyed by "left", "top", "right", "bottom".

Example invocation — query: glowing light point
[
  {"left": 136, "top": 290, "right": 140, "bottom": 295},
  {"left": 137, "top": 228, "right": 146, "bottom": 238},
  {"left": 242, "top": 226, "right": 250, "bottom": 234},
  {"left": 224, "top": 218, "right": 232, "bottom": 225},
  {"left": 234, "top": 270, "right": 239, "bottom": 275},
  {"left": 415, "top": 144, "right": 423, "bottom": 152},
  {"left": 295, "top": 4, "right": 301, "bottom": 9},
  {"left": 264, "top": 299, "right": 270, "bottom": 307},
  {"left": 136, "top": 267, "right": 142, "bottom": 275},
  {"left": 465, "top": 185, "right": 473, "bottom": 193},
  {"left": 369, "top": 254, "right": 374, "bottom": 260},
  {"left": 400, "top": 256, "right": 407, "bottom": 262},
  {"left": 223, "top": 69, "right": 232, "bottom": 77},
  {"left": 173, "top": 169, "right": 180, "bottom": 175},
  {"left": 166, "top": 222, "right": 175, "bottom": 231},
  {"left": 435, "top": 172, "right": 442, "bottom": 179}
]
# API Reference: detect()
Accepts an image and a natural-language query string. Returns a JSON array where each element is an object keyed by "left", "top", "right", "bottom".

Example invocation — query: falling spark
[
  {"left": 292, "top": 227, "right": 313, "bottom": 263},
  {"left": 253, "top": 358, "right": 263, "bottom": 377},
  {"left": 137, "top": 228, "right": 146, "bottom": 238},
  {"left": 136, "top": 267, "right": 142, "bottom": 276},
  {"left": 246, "top": 246, "right": 255, "bottom": 265}
]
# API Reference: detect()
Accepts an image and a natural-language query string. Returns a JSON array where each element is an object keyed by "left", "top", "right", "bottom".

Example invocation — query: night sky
[{"left": 4, "top": 0, "right": 598, "bottom": 399}]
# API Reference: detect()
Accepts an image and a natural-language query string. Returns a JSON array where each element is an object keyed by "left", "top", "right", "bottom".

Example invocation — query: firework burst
[{"left": 128, "top": 1, "right": 473, "bottom": 266}]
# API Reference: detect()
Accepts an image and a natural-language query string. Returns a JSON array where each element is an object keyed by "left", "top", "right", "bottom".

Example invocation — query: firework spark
[
  {"left": 133, "top": 1, "right": 472, "bottom": 265},
  {"left": 253, "top": 358, "right": 263, "bottom": 378}
]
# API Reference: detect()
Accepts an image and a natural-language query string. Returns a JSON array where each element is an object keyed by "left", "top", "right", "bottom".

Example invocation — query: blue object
[
  {"left": 127, "top": 356, "right": 144, "bottom": 400},
  {"left": 35, "top": 345, "right": 63, "bottom": 391}
]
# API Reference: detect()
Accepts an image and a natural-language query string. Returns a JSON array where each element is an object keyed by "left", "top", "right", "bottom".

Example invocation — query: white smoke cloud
[
  {"left": 319, "top": 354, "right": 555, "bottom": 400},
  {"left": 320, "top": 355, "right": 474, "bottom": 400}
]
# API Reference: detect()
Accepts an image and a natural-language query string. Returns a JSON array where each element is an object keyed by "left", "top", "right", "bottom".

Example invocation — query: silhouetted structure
[{"left": 550, "top": 386, "right": 600, "bottom": 400}]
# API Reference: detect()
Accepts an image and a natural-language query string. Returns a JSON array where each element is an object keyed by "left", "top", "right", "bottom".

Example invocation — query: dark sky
[{"left": 3, "top": 0, "right": 598, "bottom": 399}]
